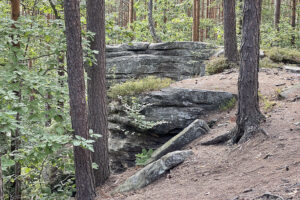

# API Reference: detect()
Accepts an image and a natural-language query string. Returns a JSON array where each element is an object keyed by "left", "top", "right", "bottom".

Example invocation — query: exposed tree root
[
  {"left": 201, "top": 129, "right": 235, "bottom": 146},
  {"left": 201, "top": 126, "right": 269, "bottom": 146}
]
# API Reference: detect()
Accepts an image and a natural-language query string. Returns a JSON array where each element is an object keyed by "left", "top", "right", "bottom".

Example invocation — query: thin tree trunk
[
  {"left": 86, "top": 0, "right": 110, "bottom": 187},
  {"left": 200, "top": 0, "right": 205, "bottom": 41},
  {"left": 148, "top": 0, "right": 161, "bottom": 43},
  {"left": 193, "top": 0, "right": 200, "bottom": 41},
  {"left": 129, "top": 0, "right": 134, "bottom": 26},
  {"left": 274, "top": 0, "right": 281, "bottom": 30},
  {"left": 291, "top": 0, "right": 296, "bottom": 45},
  {"left": 233, "top": 0, "right": 264, "bottom": 144},
  {"left": 223, "top": 0, "right": 238, "bottom": 63},
  {"left": 63, "top": 0, "right": 95, "bottom": 199},
  {"left": 0, "top": 156, "right": 4, "bottom": 200},
  {"left": 0, "top": 155, "right": 3, "bottom": 200},
  {"left": 11, "top": 1, "right": 22, "bottom": 199}
]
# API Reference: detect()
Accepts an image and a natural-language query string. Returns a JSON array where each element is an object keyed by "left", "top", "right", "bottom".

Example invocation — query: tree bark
[
  {"left": 148, "top": 0, "right": 161, "bottom": 43},
  {"left": 274, "top": 0, "right": 281, "bottom": 30},
  {"left": 64, "top": 0, "right": 95, "bottom": 199},
  {"left": 223, "top": 0, "right": 238, "bottom": 63},
  {"left": 129, "top": 0, "right": 134, "bottom": 26},
  {"left": 291, "top": 0, "right": 296, "bottom": 45},
  {"left": 0, "top": 155, "right": 3, "bottom": 200},
  {"left": 193, "top": 0, "right": 200, "bottom": 41},
  {"left": 233, "top": 0, "right": 264, "bottom": 144},
  {"left": 86, "top": 0, "right": 110, "bottom": 187},
  {"left": 11, "top": 1, "right": 22, "bottom": 199}
]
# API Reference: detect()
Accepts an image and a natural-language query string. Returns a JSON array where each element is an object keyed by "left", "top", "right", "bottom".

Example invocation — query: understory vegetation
[
  {"left": 0, "top": 0, "right": 299, "bottom": 199},
  {"left": 108, "top": 76, "right": 173, "bottom": 99}
]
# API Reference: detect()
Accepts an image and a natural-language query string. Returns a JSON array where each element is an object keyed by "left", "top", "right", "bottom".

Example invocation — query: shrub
[
  {"left": 135, "top": 149, "right": 153, "bottom": 166},
  {"left": 206, "top": 56, "right": 238, "bottom": 75},
  {"left": 259, "top": 57, "right": 283, "bottom": 69},
  {"left": 108, "top": 76, "right": 173, "bottom": 99},
  {"left": 265, "top": 47, "right": 300, "bottom": 64}
]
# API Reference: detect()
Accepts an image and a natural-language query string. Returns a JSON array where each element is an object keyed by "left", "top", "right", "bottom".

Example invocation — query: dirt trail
[{"left": 97, "top": 68, "right": 300, "bottom": 200}]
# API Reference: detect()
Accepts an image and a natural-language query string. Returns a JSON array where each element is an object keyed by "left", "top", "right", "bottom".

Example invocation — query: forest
[{"left": 0, "top": 0, "right": 299, "bottom": 200}]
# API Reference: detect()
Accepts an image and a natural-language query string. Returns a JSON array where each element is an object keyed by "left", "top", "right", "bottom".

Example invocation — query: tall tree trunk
[
  {"left": 200, "top": 0, "right": 205, "bottom": 41},
  {"left": 148, "top": 0, "right": 161, "bottom": 43},
  {"left": 274, "top": 0, "right": 281, "bottom": 30},
  {"left": 86, "top": 0, "right": 110, "bottom": 187},
  {"left": 233, "top": 0, "right": 264, "bottom": 144},
  {"left": 64, "top": 0, "right": 95, "bottom": 199},
  {"left": 0, "top": 155, "right": 3, "bottom": 200},
  {"left": 128, "top": 0, "right": 134, "bottom": 27},
  {"left": 223, "top": 0, "right": 238, "bottom": 63},
  {"left": 11, "top": 1, "right": 22, "bottom": 199},
  {"left": 291, "top": 0, "right": 296, "bottom": 45},
  {"left": 193, "top": 0, "right": 200, "bottom": 41}
]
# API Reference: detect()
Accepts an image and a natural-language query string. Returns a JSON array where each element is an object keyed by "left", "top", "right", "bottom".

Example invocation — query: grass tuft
[
  {"left": 108, "top": 76, "right": 173, "bottom": 99},
  {"left": 206, "top": 56, "right": 238, "bottom": 75}
]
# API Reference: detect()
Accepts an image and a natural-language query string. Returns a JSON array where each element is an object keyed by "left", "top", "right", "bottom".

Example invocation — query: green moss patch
[{"left": 265, "top": 47, "right": 300, "bottom": 64}]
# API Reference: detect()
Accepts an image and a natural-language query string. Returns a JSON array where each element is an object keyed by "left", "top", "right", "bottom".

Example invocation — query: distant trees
[
  {"left": 86, "top": 0, "right": 110, "bottom": 187},
  {"left": 291, "top": 0, "right": 296, "bottom": 45},
  {"left": 223, "top": 0, "right": 238, "bottom": 63},
  {"left": 274, "top": 0, "right": 281, "bottom": 30},
  {"left": 64, "top": 0, "right": 95, "bottom": 199},
  {"left": 192, "top": 0, "right": 200, "bottom": 41},
  {"left": 148, "top": 0, "right": 161, "bottom": 43}
]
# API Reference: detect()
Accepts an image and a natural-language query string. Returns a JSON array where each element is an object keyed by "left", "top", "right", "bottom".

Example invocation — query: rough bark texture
[
  {"left": 223, "top": 0, "right": 238, "bottom": 63},
  {"left": 64, "top": 0, "right": 95, "bottom": 199},
  {"left": 291, "top": 0, "right": 296, "bottom": 45},
  {"left": 86, "top": 0, "right": 110, "bottom": 187},
  {"left": 274, "top": 0, "right": 281, "bottom": 30},
  {"left": 11, "top": 1, "right": 21, "bottom": 199},
  {"left": 233, "top": 0, "right": 264, "bottom": 144},
  {"left": 148, "top": 0, "right": 161, "bottom": 43},
  {"left": 192, "top": 0, "right": 200, "bottom": 41},
  {"left": 0, "top": 155, "right": 3, "bottom": 200}
]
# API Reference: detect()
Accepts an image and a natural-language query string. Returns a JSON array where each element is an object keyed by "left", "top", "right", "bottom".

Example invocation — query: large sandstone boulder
[
  {"left": 115, "top": 150, "right": 194, "bottom": 193},
  {"left": 106, "top": 42, "right": 217, "bottom": 84},
  {"left": 108, "top": 87, "right": 236, "bottom": 172}
]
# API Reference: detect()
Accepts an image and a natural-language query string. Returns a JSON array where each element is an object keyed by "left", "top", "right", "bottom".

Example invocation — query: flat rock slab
[
  {"left": 145, "top": 119, "right": 209, "bottom": 165},
  {"left": 284, "top": 65, "right": 300, "bottom": 73},
  {"left": 115, "top": 150, "right": 194, "bottom": 193},
  {"left": 106, "top": 42, "right": 217, "bottom": 84}
]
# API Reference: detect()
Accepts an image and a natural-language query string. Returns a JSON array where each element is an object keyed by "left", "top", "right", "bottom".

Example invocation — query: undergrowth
[
  {"left": 264, "top": 47, "right": 300, "bottom": 64},
  {"left": 205, "top": 56, "right": 238, "bottom": 75}
]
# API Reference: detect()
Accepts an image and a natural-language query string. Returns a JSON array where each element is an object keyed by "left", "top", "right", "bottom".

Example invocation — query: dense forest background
[{"left": 0, "top": 0, "right": 299, "bottom": 199}]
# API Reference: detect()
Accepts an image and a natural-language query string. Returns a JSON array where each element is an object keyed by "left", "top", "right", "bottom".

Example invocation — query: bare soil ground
[{"left": 96, "top": 68, "right": 300, "bottom": 200}]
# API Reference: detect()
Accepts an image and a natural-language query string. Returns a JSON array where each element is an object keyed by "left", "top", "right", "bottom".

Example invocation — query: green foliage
[
  {"left": 120, "top": 96, "right": 166, "bottom": 132},
  {"left": 206, "top": 56, "right": 238, "bottom": 75},
  {"left": 108, "top": 76, "right": 173, "bottom": 99},
  {"left": 135, "top": 149, "right": 153, "bottom": 166},
  {"left": 220, "top": 97, "right": 237, "bottom": 111},
  {"left": 264, "top": 47, "right": 300, "bottom": 64},
  {"left": 259, "top": 57, "right": 283, "bottom": 69}
]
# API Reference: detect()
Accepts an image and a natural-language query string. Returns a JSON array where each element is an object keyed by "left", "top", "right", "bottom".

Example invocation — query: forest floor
[{"left": 96, "top": 68, "right": 300, "bottom": 200}]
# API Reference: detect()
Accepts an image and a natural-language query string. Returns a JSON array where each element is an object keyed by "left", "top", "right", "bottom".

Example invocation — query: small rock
[{"left": 284, "top": 65, "right": 300, "bottom": 74}]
